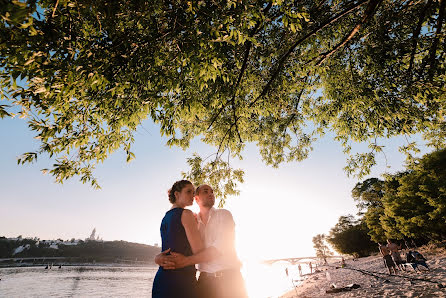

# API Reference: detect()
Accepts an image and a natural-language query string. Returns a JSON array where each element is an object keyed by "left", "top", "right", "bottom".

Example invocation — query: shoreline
[{"left": 280, "top": 247, "right": 446, "bottom": 297}]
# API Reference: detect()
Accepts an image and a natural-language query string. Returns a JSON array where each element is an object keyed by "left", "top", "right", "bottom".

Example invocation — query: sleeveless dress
[{"left": 152, "top": 208, "right": 198, "bottom": 298}]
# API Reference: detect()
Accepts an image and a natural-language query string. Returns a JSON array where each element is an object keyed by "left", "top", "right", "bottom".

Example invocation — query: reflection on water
[{"left": 0, "top": 262, "right": 309, "bottom": 297}]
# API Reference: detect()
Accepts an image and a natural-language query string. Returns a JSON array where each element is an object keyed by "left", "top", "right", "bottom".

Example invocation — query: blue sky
[{"left": 0, "top": 112, "right": 429, "bottom": 260}]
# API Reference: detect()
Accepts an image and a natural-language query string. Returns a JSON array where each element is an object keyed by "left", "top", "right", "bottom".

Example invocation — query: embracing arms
[{"left": 154, "top": 210, "right": 220, "bottom": 269}]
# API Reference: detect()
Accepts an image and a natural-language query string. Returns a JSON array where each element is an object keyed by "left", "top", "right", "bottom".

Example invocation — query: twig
[{"left": 52, "top": 0, "right": 60, "bottom": 18}]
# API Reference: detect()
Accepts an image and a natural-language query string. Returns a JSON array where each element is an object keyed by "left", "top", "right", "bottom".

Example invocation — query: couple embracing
[{"left": 152, "top": 180, "right": 247, "bottom": 298}]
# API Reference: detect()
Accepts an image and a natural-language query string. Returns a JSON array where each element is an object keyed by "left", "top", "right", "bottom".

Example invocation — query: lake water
[{"left": 0, "top": 262, "right": 307, "bottom": 297}]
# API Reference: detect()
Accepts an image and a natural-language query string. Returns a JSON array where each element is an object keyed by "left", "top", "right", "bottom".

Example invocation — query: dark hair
[{"left": 168, "top": 180, "right": 193, "bottom": 204}]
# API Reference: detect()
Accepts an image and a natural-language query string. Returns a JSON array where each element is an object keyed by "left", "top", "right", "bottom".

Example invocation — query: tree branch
[
  {"left": 316, "top": 0, "right": 383, "bottom": 66},
  {"left": 253, "top": 0, "right": 369, "bottom": 106},
  {"left": 207, "top": 2, "right": 273, "bottom": 132},
  {"left": 427, "top": 0, "right": 445, "bottom": 80},
  {"left": 52, "top": 0, "right": 60, "bottom": 18},
  {"left": 407, "top": 0, "right": 433, "bottom": 79},
  {"left": 212, "top": 2, "right": 371, "bottom": 149},
  {"left": 316, "top": 0, "right": 330, "bottom": 11},
  {"left": 231, "top": 97, "right": 242, "bottom": 143},
  {"left": 284, "top": 72, "right": 310, "bottom": 130}
]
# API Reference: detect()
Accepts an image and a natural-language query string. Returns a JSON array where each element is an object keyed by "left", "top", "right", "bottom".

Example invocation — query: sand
[{"left": 280, "top": 249, "right": 446, "bottom": 297}]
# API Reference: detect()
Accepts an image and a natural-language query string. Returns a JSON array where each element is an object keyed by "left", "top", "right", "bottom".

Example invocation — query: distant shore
[{"left": 280, "top": 244, "right": 446, "bottom": 297}]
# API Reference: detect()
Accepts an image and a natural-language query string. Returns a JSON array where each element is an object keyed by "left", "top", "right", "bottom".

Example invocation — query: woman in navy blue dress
[{"left": 152, "top": 180, "right": 217, "bottom": 298}]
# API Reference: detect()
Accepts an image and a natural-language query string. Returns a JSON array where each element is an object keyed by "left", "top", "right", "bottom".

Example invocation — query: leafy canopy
[
  {"left": 1, "top": 0, "right": 445, "bottom": 199},
  {"left": 353, "top": 148, "right": 446, "bottom": 242},
  {"left": 327, "top": 214, "right": 377, "bottom": 257}
]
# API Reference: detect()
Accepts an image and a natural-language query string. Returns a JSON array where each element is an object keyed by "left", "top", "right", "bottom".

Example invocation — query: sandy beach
[{"left": 281, "top": 245, "right": 446, "bottom": 297}]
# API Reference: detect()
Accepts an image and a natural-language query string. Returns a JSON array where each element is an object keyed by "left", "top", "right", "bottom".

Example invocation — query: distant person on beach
[
  {"left": 309, "top": 262, "right": 313, "bottom": 274},
  {"left": 387, "top": 239, "right": 404, "bottom": 271},
  {"left": 406, "top": 250, "right": 430, "bottom": 272},
  {"left": 152, "top": 180, "right": 220, "bottom": 298},
  {"left": 298, "top": 264, "right": 302, "bottom": 276},
  {"left": 156, "top": 183, "right": 247, "bottom": 298},
  {"left": 379, "top": 243, "right": 396, "bottom": 275}
]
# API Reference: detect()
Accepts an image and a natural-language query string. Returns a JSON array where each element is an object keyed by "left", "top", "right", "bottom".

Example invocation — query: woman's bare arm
[{"left": 180, "top": 209, "right": 220, "bottom": 266}]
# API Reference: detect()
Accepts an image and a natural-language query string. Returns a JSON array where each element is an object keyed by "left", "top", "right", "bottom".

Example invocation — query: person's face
[
  {"left": 195, "top": 185, "right": 215, "bottom": 208},
  {"left": 175, "top": 184, "right": 195, "bottom": 207}
]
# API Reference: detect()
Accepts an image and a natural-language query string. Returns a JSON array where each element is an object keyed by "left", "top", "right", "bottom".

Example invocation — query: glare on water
[{"left": 242, "top": 261, "right": 300, "bottom": 298}]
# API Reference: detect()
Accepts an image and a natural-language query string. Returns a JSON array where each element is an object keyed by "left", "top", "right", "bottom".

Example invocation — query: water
[
  {"left": 0, "top": 266, "right": 157, "bottom": 297},
  {"left": 0, "top": 263, "right": 306, "bottom": 297}
]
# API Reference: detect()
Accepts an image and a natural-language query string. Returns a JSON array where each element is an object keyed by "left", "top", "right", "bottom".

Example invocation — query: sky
[{"left": 0, "top": 113, "right": 429, "bottom": 261}]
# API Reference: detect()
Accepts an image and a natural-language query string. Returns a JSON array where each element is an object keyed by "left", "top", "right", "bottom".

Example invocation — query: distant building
[
  {"left": 61, "top": 239, "right": 81, "bottom": 246},
  {"left": 86, "top": 228, "right": 97, "bottom": 241},
  {"left": 12, "top": 244, "right": 31, "bottom": 255},
  {"left": 86, "top": 228, "right": 103, "bottom": 242},
  {"left": 39, "top": 239, "right": 73, "bottom": 248}
]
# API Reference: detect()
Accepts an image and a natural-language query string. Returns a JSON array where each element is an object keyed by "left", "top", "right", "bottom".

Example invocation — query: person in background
[
  {"left": 406, "top": 250, "right": 430, "bottom": 272},
  {"left": 387, "top": 239, "right": 404, "bottom": 271},
  {"left": 379, "top": 243, "right": 396, "bottom": 275}
]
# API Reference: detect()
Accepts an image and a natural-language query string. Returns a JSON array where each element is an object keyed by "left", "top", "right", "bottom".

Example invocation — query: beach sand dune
[{"left": 281, "top": 251, "right": 446, "bottom": 297}]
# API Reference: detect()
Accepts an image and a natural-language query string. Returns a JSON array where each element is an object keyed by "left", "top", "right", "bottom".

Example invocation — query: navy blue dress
[{"left": 152, "top": 208, "right": 198, "bottom": 298}]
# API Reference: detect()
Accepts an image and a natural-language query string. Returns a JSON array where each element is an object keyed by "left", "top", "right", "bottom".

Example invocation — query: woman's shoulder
[
  {"left": 181, "top": 208, "right": 195, "bottom": 218},
  {"left": 181, "top": 209, "right": 198, "bottom": 226}
]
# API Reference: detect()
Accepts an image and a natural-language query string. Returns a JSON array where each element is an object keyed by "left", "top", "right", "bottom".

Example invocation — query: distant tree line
[
  {"left": 318, "top": 148, "right": 446, "bottom": 257},
  {"left": 0, "top": 237, "right": 160, "bottom": 264}
]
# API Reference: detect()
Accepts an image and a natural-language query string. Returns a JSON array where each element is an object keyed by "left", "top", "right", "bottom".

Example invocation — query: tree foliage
[
  {"left": 1, "top": 0, "right": 445, "bottom": 195},
  {"left": 312, "top": 233, "right": 332, "bottom": 263},
  {"left": 327, "top": 214, "right": 377, "bottom": 257},
  {"left": 182, "top": 153, "right": 244, "bottom": 206},
  {"left": 354, "top": 149, "right": 446, "bottom": 243}
]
